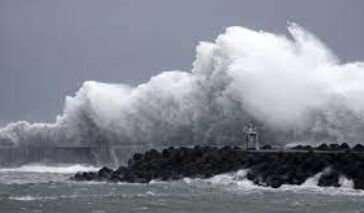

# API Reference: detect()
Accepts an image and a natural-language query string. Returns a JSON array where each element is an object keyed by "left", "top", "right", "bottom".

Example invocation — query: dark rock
[
  {"left": 70, "top": 145, "right": 364, "bottom": 191},
  {"left": 73, "top": 171, "right": 97, "bottom": 181},
  {"left": 127, "top": 153, "right": 144, "bottom": 167},
  {"left": 340, "top": 143, "right": 350, "bottom": 150},
  {"left": 291, "top": 145, "right": 303, "bottom": 150},
  {"left": 316, "top": 144, "right": 329, "bottom": 151},
  {"left": 114, "top": 166, "right": 129, "bottom": 174},
  {"left": 329, "top": 144, "right": 340, "bottom": 151},
  {"left": 261, "top": 145, "right": 272, "bottom": 150},
  {"left": 318, "top": 169, "right": 340, "bottom": 187},
  {"left": 354, "top": 179, "right": 364, "bottom": 189},
  {"left": 144, "top": 149, "right": 161, "bottom": 161},
  {"left": 73, "top": 172, "right": 84, "bottom": 181},
  {"left": 97, "top": 167, "right": 114, "bottom": 179},
  {"left": 353, "top": 144, "right": 364, "bottom": 152},
  {"left": 266, "top": 176, "right": 283, "bottom": 188},
  {"left": 133, "top": 153, "right": 143, "bottom": 161}
]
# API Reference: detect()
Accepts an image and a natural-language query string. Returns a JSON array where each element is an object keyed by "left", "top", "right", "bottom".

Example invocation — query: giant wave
[{"left": 1, "top": 23, "right": 364, "bottom": 148}]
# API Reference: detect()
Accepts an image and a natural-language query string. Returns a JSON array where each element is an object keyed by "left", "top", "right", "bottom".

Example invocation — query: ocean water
[{"left": 0, "top": 165, "right": 364, "bottom": 213}]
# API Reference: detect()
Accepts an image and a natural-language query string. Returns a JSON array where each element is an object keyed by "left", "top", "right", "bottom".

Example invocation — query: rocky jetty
[{"left": 72, "top": 144, "right": 364, "bottom": 190}]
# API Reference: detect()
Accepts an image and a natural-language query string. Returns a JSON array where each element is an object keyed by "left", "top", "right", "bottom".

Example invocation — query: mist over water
[{"left": 1, "top": 23, "right": 364, "bottom": 147}]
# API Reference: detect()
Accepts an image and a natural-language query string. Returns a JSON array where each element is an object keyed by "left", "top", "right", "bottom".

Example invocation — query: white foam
[
  {"left": 195, "top": 170, "right": 263, "bottom": 192},
  {"left": 184, "top": 170, "right": 364, "bottom": 196},
  {"left": 339, "top": 175, "right": 354, "bottom": 189},
  {"left": 0, "top": 164, "right": 98, "bottom": 174},
  {"left": 9, "top": 196, "right": 58, "bottom": 201},
  {"left": 300, "top": 172, "right": 322, "bottom": 187}
]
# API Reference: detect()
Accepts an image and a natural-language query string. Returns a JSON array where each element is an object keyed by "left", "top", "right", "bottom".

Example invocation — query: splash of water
[
  {"left": 1, "top": 23, "right": 364, "bottom": 147},
  {"left": 0, "top": 164, "right": 98, "bottom": 174}
]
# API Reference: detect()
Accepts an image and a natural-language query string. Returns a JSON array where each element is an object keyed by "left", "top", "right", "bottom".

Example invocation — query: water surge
[{"left": 1, "top": 23, "right": 364, "bottom": 165}]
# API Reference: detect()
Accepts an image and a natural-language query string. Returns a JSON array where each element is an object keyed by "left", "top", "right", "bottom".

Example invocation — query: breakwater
[{"left": 73, "top": 144, "right": 364, "bottom": 190}]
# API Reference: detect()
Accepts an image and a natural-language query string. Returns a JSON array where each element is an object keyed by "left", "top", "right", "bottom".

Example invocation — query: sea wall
[{"left": 72, "top": 145, "right": 364, "bottom": 190}]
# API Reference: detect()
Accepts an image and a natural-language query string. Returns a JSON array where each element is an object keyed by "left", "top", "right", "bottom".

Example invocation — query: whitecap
[{"left": 0, "top": 164, "right": 98, "bottom": 174}]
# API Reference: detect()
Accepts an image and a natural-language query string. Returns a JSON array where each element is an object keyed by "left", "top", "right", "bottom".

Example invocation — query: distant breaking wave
[
  {"left": 1, "top": 23, "right": 364, "bottom": 147},
  {"left": 0, "top": 164, "right": 98, "bottom": 174},
  {"left": 185, "top": 170, "right": 364, "bottom": 196}
]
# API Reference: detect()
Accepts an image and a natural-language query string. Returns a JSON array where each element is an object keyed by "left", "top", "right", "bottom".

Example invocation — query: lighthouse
[{"left": 243, "top": 122, "right": 260, "bottom": 150}]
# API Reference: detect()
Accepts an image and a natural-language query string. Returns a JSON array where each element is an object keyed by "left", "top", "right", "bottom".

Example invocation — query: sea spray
[{"left": 1, "top": 23, "right": 364, "bottom": 148}]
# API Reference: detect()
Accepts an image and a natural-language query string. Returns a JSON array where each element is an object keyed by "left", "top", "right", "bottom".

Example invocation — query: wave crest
[{"left": 2, "top": 23, "right": 364, "bottom": 147}]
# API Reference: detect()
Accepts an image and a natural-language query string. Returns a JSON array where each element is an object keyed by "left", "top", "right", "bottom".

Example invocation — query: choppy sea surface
[{"left": 1, "top": 164, "right": 364, "bottom": 213}]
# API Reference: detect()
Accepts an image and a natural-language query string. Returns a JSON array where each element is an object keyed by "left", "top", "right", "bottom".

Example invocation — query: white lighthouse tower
[{"left": 243, "top": 122, "right": 260, "bottom": 150}]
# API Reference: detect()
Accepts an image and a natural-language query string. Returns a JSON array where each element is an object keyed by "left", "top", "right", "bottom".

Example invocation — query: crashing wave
[
  {"left": 0, "top": 164, "right": 98, "bottom": 174},
  {"left": 1, "top": 23, "right": 364, "bottom": 148},
  {"left": 186, "top": 170, "right": 363, "bottom": 196}
]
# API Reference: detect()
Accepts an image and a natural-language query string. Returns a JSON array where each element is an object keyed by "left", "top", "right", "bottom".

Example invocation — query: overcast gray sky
[{"left": 0, "top": 0, "right": 363, "bottom": 124}]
